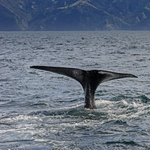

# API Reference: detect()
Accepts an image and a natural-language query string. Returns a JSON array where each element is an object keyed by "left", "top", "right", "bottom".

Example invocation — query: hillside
[{"left": 0, "top": 0, "right": 150, "bottom": 31}]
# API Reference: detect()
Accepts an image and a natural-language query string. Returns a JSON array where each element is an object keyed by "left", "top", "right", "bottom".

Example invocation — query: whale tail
[{"left": 30, "top": 66, "right": 137, "bottom": 109}]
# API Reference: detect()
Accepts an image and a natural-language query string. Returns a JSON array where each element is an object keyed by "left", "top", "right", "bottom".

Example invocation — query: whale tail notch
[{"left": 30, "top": 66, "right": 137, "bottom": 109}]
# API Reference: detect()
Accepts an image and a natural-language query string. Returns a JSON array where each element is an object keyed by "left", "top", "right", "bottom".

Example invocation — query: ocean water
[{"left": 0, "top": 31, "right": 150, "bottom": 150}]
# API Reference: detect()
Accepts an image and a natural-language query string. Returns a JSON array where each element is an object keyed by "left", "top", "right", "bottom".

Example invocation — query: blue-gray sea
[{"left": 0, "top": 31, "right": 150, "bottom": 150}]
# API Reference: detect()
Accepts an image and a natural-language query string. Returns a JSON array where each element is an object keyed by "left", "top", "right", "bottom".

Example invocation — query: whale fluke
[{"left": 30, "top": 66, "right": 137, "bottom": 109}]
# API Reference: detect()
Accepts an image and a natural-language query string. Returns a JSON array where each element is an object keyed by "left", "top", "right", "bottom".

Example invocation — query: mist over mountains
[{"left": 0, "top": 0, "right": 150, "bottom": 31}]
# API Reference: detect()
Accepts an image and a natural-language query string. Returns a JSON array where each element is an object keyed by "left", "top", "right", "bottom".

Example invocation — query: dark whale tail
[{"left": 30, "top": 66, "right": 137, "bottom": 109}]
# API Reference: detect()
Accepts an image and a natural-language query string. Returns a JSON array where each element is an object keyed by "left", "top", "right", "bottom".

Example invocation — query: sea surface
[{"left": 0, "top": 31, "right": 150, "bottom": 150}]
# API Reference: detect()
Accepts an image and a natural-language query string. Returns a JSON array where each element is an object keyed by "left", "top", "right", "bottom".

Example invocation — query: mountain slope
[{"left": 0, "top": 0, "right": 150, "bottom": 31}]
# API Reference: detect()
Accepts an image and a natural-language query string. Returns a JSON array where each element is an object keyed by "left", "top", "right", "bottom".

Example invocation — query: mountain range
[{"left": 0, "top": 0, "right": 150, "bottom": 31}]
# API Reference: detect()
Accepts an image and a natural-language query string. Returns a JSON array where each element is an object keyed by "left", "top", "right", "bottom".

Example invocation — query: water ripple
[{"left": 0, "top": 31, "right": 150, "bottom": 149}]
